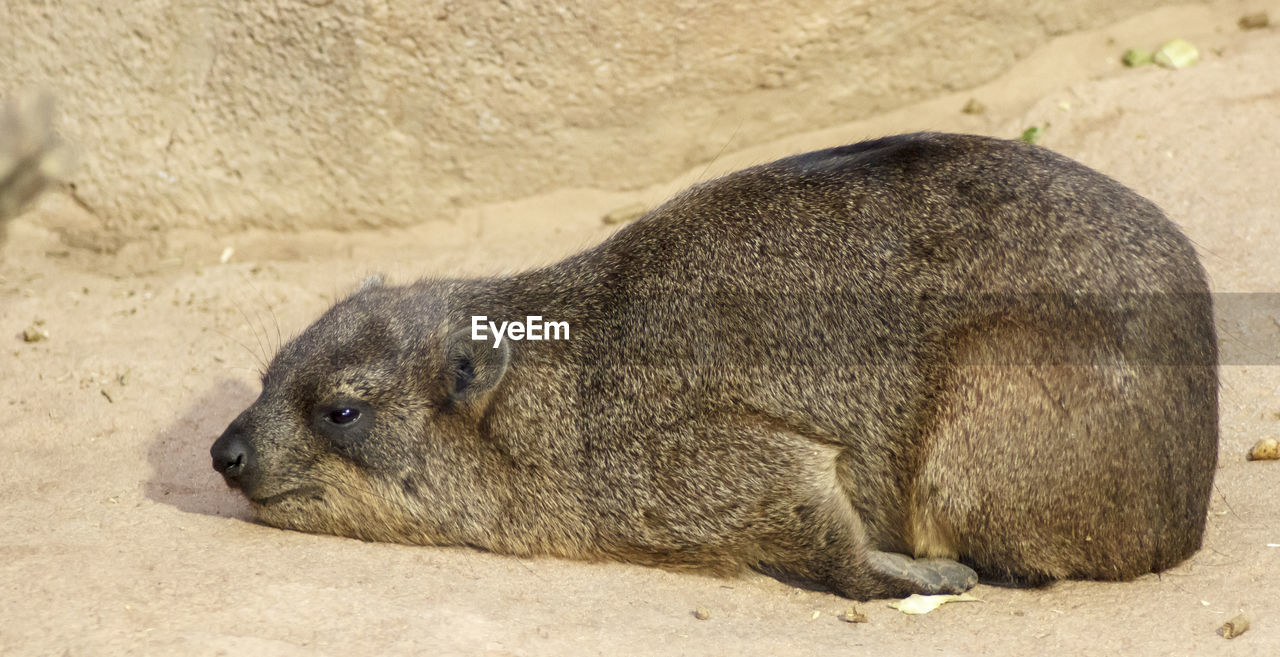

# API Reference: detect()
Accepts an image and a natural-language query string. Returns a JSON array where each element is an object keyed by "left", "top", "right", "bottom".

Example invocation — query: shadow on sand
[{"left": 144, "top": 377, "right": 258, "bottom": 519}]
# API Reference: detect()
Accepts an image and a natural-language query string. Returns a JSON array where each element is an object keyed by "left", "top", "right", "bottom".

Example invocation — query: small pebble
[
  {"left": 1247, "top": 437, "right": 1279, "bottom": 461},
  {"left": 693, "top": 607, "right": 711, "bottom": 620},
  {"left": 841, "top": 606, "right": 868, "bottom": 623},
  {"left": 961, "top": 98, "right": 986, "bottom": 115},
  {"left": 22, "top": 324, "right": 49, "bottom": 342},
  {"left": 1238, "top": 12, "right": 1269, "bottom": 30},
  {"left": 602, "top": 202, "right": 647, "bottom": 226},
  {"left": 1219, "top": 614, "right": 1250, "bottom": 639}
]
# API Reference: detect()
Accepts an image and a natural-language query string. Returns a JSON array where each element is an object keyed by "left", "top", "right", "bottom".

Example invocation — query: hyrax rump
[{"left": 211, "top": 132, "right": 1218, "bottom": 600}]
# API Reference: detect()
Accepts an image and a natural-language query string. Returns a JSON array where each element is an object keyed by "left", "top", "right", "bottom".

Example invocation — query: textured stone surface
[{"left": 3, "top": 0, "right": 1182, "bottom": 238}]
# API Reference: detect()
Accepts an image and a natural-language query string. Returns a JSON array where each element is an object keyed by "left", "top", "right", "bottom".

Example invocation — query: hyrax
[{"left": 211, "top": 133, "right": 1218, "bottom": 600}]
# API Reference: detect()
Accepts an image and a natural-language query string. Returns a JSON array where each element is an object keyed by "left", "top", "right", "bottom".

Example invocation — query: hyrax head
[{"left": 209, "top": 277, "right": 511, "bottom": 544}]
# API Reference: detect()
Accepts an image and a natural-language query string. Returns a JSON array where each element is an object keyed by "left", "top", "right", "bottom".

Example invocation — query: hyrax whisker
[
  {"left": 696, "top": 118, "right": 745, "bottom": 185},
  {"left": 211, "top": 326, "right": 267, "bottom": 373},
  {"left": 229, "top": 299, "right": 269, "bottom": 369},
  {"left": 236, "top": 268, "right": 284, "bottom": 356}
]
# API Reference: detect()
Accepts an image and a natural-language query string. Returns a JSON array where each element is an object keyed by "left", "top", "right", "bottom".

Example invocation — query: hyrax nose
[{"left": 210, "top": 430, "right": 253, "bottom": 487}]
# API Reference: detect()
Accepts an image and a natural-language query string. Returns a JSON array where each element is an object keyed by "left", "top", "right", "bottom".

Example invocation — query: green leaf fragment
[
  {"left": 1122, "top": 48, "right": 1153, "bottom": 67},
  {"left": 1153, "top": 39, "right": 1199, "bottom": 69}
]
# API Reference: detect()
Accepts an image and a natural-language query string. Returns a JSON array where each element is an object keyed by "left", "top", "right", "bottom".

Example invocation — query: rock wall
[{"left": 3, "top": 0, "right": 1188, "bottom": 238}]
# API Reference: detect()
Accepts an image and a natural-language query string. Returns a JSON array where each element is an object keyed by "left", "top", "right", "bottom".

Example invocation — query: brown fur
[{"left": 211, "top": 133, "right": 1218, "bottom": 600}]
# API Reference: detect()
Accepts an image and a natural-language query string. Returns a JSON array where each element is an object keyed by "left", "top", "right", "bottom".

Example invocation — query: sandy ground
[{"left": 3, "top": 6, "right": 1280, "bottom": 657}]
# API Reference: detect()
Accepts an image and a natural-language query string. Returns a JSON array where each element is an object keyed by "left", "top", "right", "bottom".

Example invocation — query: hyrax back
[{"left": 211, "top": 133, "right": 1217, "bottom": 600}]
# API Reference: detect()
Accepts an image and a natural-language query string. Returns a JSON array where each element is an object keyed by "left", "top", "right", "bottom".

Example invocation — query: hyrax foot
[{"left": 868, "top": 551, "right": 978, "bottom": 595}]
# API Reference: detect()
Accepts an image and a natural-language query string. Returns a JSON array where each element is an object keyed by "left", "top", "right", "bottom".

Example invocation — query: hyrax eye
[
  {"left": 312, "top": 401, "right": 374, "bottom": 447},
  {"left": 326, "top": 407, "right": 361, "bottom": 425}
]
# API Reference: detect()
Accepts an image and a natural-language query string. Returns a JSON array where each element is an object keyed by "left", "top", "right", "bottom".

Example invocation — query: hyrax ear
[{"left": 442, "top": 327, "right": 510, "bottom": 402}]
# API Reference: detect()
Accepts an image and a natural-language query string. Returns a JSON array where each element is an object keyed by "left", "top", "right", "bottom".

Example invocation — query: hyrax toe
[{"left": 868, "top": 551, "right": 979, "bottom": 596}]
